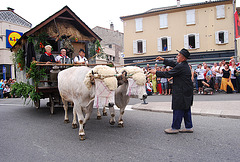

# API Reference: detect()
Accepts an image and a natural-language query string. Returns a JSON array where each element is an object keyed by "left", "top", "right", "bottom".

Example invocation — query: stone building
[{"left": 92, "top": 23, "right": 124, "bottom": 65}]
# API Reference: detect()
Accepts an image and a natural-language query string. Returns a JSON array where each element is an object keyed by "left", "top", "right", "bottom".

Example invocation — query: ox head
[
  {"left": 117, "top": 70, "right": 147, "bottom": 100},
  {"left": 116, "top": 70, "right": 128, "bottom": 86}
]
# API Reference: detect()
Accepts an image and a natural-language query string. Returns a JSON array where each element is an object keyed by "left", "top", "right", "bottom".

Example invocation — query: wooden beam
[{"left": 57, "top": 16, "right": 75, "bottom": 21}]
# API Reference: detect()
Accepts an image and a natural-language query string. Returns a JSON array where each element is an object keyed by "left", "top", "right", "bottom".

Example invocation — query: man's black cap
[
  {"left": 176, "top": 48, "right": 190, "bottom": 59},
  {"left": 79, "top": 49, "right": 85, "bottom": 53}
]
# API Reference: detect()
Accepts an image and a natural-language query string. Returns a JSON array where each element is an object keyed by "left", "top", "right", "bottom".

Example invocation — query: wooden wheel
[
  {"left": 34, "top": 99, "right": 40, "bottom": 109},
  {"left": 49, "top": 94, "right": 54, "bottom": 115}
]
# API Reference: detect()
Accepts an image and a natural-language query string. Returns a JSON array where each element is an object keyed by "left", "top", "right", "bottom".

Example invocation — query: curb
[{"left": 132, "top": 103, "right": 240, "bottom": 119}]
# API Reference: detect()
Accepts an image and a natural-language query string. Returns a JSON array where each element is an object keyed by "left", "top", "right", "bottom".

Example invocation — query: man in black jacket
[{"left": 152, "top": 48, "right": 193, "bottom": 134}]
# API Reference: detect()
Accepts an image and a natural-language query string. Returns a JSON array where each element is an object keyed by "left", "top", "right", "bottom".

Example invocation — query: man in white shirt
[
  {"left": 55, "top": 48, "right": 70, "bottom": 64},
  {"left": 74, "top": 49, "right": 88, "bottom": 64}
]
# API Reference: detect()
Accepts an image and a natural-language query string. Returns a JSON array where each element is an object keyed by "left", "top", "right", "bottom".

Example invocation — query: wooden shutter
[
  {"left": 160, "top": 14, "right": 168, "bottom": 28},
  {"left": 216, "top": 5, "right": 225, "bottom": 19},
  {"left": 215, "top": 31, "right": 219, "bottom": 44},
  {"left": 143, "top": 40, "right": 146, "bottom": 53},
  {"left": 133, "top": 40, "right": 137, "bottom": 54},
  {"left": 224, "top": 30, "right": 228, "bottom": 43},
  {"left": 184, "top": 35, "right": 188, "bottom": 49},
  {"left": 186, "top": 9, "right": 195, "bottom": 25},
  {"left": 157, "top": 38, "right": 162, "bottom": 52},
  {"left": 167, "top": 37, "right": 171, "bottom": 51},
  {"left": 135, "top": 18, "right": 143, "bottom": 32},
  {"left": 195, "top": 33, "right": 200, "bottom": 49}
]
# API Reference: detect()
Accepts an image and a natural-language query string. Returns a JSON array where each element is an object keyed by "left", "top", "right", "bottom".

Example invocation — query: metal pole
[{"left": 233, "top": 0, "right": 238, "bottom": 60}]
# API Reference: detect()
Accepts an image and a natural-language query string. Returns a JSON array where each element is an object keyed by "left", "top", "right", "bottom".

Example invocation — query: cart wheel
[
  {"left": 34, "top": 99, "right": 40, "bottom": 109},
  {"left": 49, "top": 95, "right": 54, "bottom": 115}
]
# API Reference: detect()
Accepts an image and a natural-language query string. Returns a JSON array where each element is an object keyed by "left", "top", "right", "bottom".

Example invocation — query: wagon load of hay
[
  {"left": 119, "top": 66, "right": 146, "bottom": 98},
  {"left": 84, "top": 65, "right": 117, "bottom": 108}
]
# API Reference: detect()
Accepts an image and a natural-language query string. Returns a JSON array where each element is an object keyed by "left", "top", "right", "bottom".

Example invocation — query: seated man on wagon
[
  {"left": 55, "top": 48, "right": 71, "bottom": 64},
  {"left": 74, "top": 49, "right": 88, "bottom": 65}
]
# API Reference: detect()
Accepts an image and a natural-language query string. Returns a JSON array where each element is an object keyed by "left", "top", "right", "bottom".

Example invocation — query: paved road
[{"left": 0, "top": 97, "right": 240, "bottom": 161}]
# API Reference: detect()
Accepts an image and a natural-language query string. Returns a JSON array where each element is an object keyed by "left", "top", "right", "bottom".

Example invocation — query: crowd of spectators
[
  {"left": 1, "top": 57, "right": 240, "bottom": 99},
  {"left": 0, "top": 78, "right": 16, "bottom": 99},
  {"left": 144, "top": 57, "right": 240, "bottom": 96},
  {"left": 144, "top": 63, "right": 173, "bottom": 96}
]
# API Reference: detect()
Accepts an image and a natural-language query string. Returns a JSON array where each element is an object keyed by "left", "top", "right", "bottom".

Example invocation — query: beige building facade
[{"left": 120, "top": 0, "right": 237, "bottom": 66}]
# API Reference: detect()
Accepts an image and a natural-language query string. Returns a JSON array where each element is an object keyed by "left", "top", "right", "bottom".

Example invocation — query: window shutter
[
  {"left": 160, "top": 14, "right": 168, "bottom": 28},
  {"left": 224, "top": 30, "right": 228, "bottom": 43},
  {"left": 184, "top": 35, "right": 188, "bottom": 49},
  {"left": 143, "top": 40, "right": 147, "bottom": 53},
  {"left": 157, "top": 38, "right": 162, "bottom": 52},
  {"left": 215, "top": 31, "right": 219, "bottom": 44},
  {"left": 186, "top": 9, "right": 195, "bottom": 25},
  {"left": 216, "top": 5, "right": 225, "bottom": 19},
  {"left": 167, "top": 37, "right": 171, "bottom": 51},
  {"left": 195, "top": 33, "right": 200, "bottom": 49},
  {"left": 135, "top": 18, "right": 143, "bottom": 32},
  {"left": 133, "top": 40, "right": 137, "bottom": 54}
]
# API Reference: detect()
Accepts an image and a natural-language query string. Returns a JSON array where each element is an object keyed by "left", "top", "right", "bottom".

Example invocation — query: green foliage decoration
[
  {"left": 15, "top": 48, "right": 25, "bottom": 71},
  {"left": 26, "top": 61, "right": 47, "bottom": 85},
  {"left": 11, "top": 61, "right": 46, "bottom": 105},
  {"left": 10, "top": 82, "right": 42, "bottom": 105}
]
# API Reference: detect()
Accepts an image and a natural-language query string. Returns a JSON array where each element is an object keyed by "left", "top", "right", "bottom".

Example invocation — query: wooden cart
[{"left": 33, "top": 63, "right": 112, "bottom": 114}]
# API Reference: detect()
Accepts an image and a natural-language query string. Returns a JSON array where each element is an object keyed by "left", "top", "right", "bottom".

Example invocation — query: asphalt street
[{"left": 0, "top": 95, "right": 240, "bottom": 162}]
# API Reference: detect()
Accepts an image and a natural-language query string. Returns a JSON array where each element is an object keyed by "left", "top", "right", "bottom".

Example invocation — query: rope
[
  {"left": 115, "top": 58, "right": 157, "bottom": 67},
  {"left": 87, "top": 52, "right": 102, "bottom": 61}
]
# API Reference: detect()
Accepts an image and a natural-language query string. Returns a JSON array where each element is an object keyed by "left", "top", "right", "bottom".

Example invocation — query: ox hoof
[
  {"left": 79, "top": 135, "right": 85, "bottom": 141},
  {"left": 109, "top": 120, "right": 115, "bottom": 125},
  {"left": 72, "top": 124, "right": 78, "bottom": 129},
  {"left": 97, "top": 116, "right": 102, "bottom": 120},
  {"left": 118, "top": 122, "right": 124, "bottom": 128},
  {"left": 103, "top": 112, "right": 107, "bottom": 116},
  {"left": 64, "top": 119, "right": 70, "bottom": 123}
]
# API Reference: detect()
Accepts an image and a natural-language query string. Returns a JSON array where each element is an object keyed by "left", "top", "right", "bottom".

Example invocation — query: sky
[{"left": 1, "top": 0, "right": 240, "bottom": 32}]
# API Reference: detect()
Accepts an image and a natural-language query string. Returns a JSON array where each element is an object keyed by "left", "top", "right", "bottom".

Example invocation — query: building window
[
  {"left": 186, "top": 9, "right": 195, "bottom": 25},
  {"left": 135, "top": 18, "right": 143, "bottom": 32},
  {"left": 216, "top": 5, "right": 225, "bottom": 19},
  {"left": 157, "top": 37, "right": 171, "bottom": 52},
  {"left": 159, "top": 14, "right": 168, "bottom": 28},
  {"left": 109, "top": 44, "right": 112, "bottom": 48},
  {"left": 137, "top": 41, "right": 143, "bottom": 53},
  {"left": 215, "top": 30, "right": 228, "bottom": 44},
  {"left": 133, "top": 39, "right": 146, "bottom": 54},
  {"left": 184, "top": 33, "right": 200, "bottom": 49}
]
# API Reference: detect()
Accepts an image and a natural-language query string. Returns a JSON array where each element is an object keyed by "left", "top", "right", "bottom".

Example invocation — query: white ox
[
  {"left": 100, "top": 66, "right": 148, "bottom": 127},
  {"left": 58, "top": 66, "right": 117, "bottom": 140},
  {"left": 58, "top": 66, "right": 94, "bottom": 140}
]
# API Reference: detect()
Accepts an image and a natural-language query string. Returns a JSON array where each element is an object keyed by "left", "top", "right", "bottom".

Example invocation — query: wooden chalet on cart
[{"left": 11, "top": 6, "right": 102, "bottom": 114}]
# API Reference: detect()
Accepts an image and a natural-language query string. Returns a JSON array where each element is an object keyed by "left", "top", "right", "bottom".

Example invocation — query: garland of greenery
[
  {"left": 10, "top": 82, "right": 41, "bottom": 105},
  {"left": 26, "top": 61, "right": 47, "bottom": 85},
  {"left": 11, "top": 61, "right": 46, "bottom": 105},
  {"left": 28, "top": 32, "right": 49, "bottom": 54},
  {"left": 15, "top": 49, "right": 25, "bottom": 71}
]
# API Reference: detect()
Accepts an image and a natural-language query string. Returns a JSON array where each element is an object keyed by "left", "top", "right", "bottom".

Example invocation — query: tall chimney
[
  {"left": 177, "top": 0, "right": 180, "bottom": 7},
  {"left": 7, "top": 7, "right": 15, "bottom": 12},
  {"left": 110, "top": 22, "right": 114, "bottom": 30}
]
